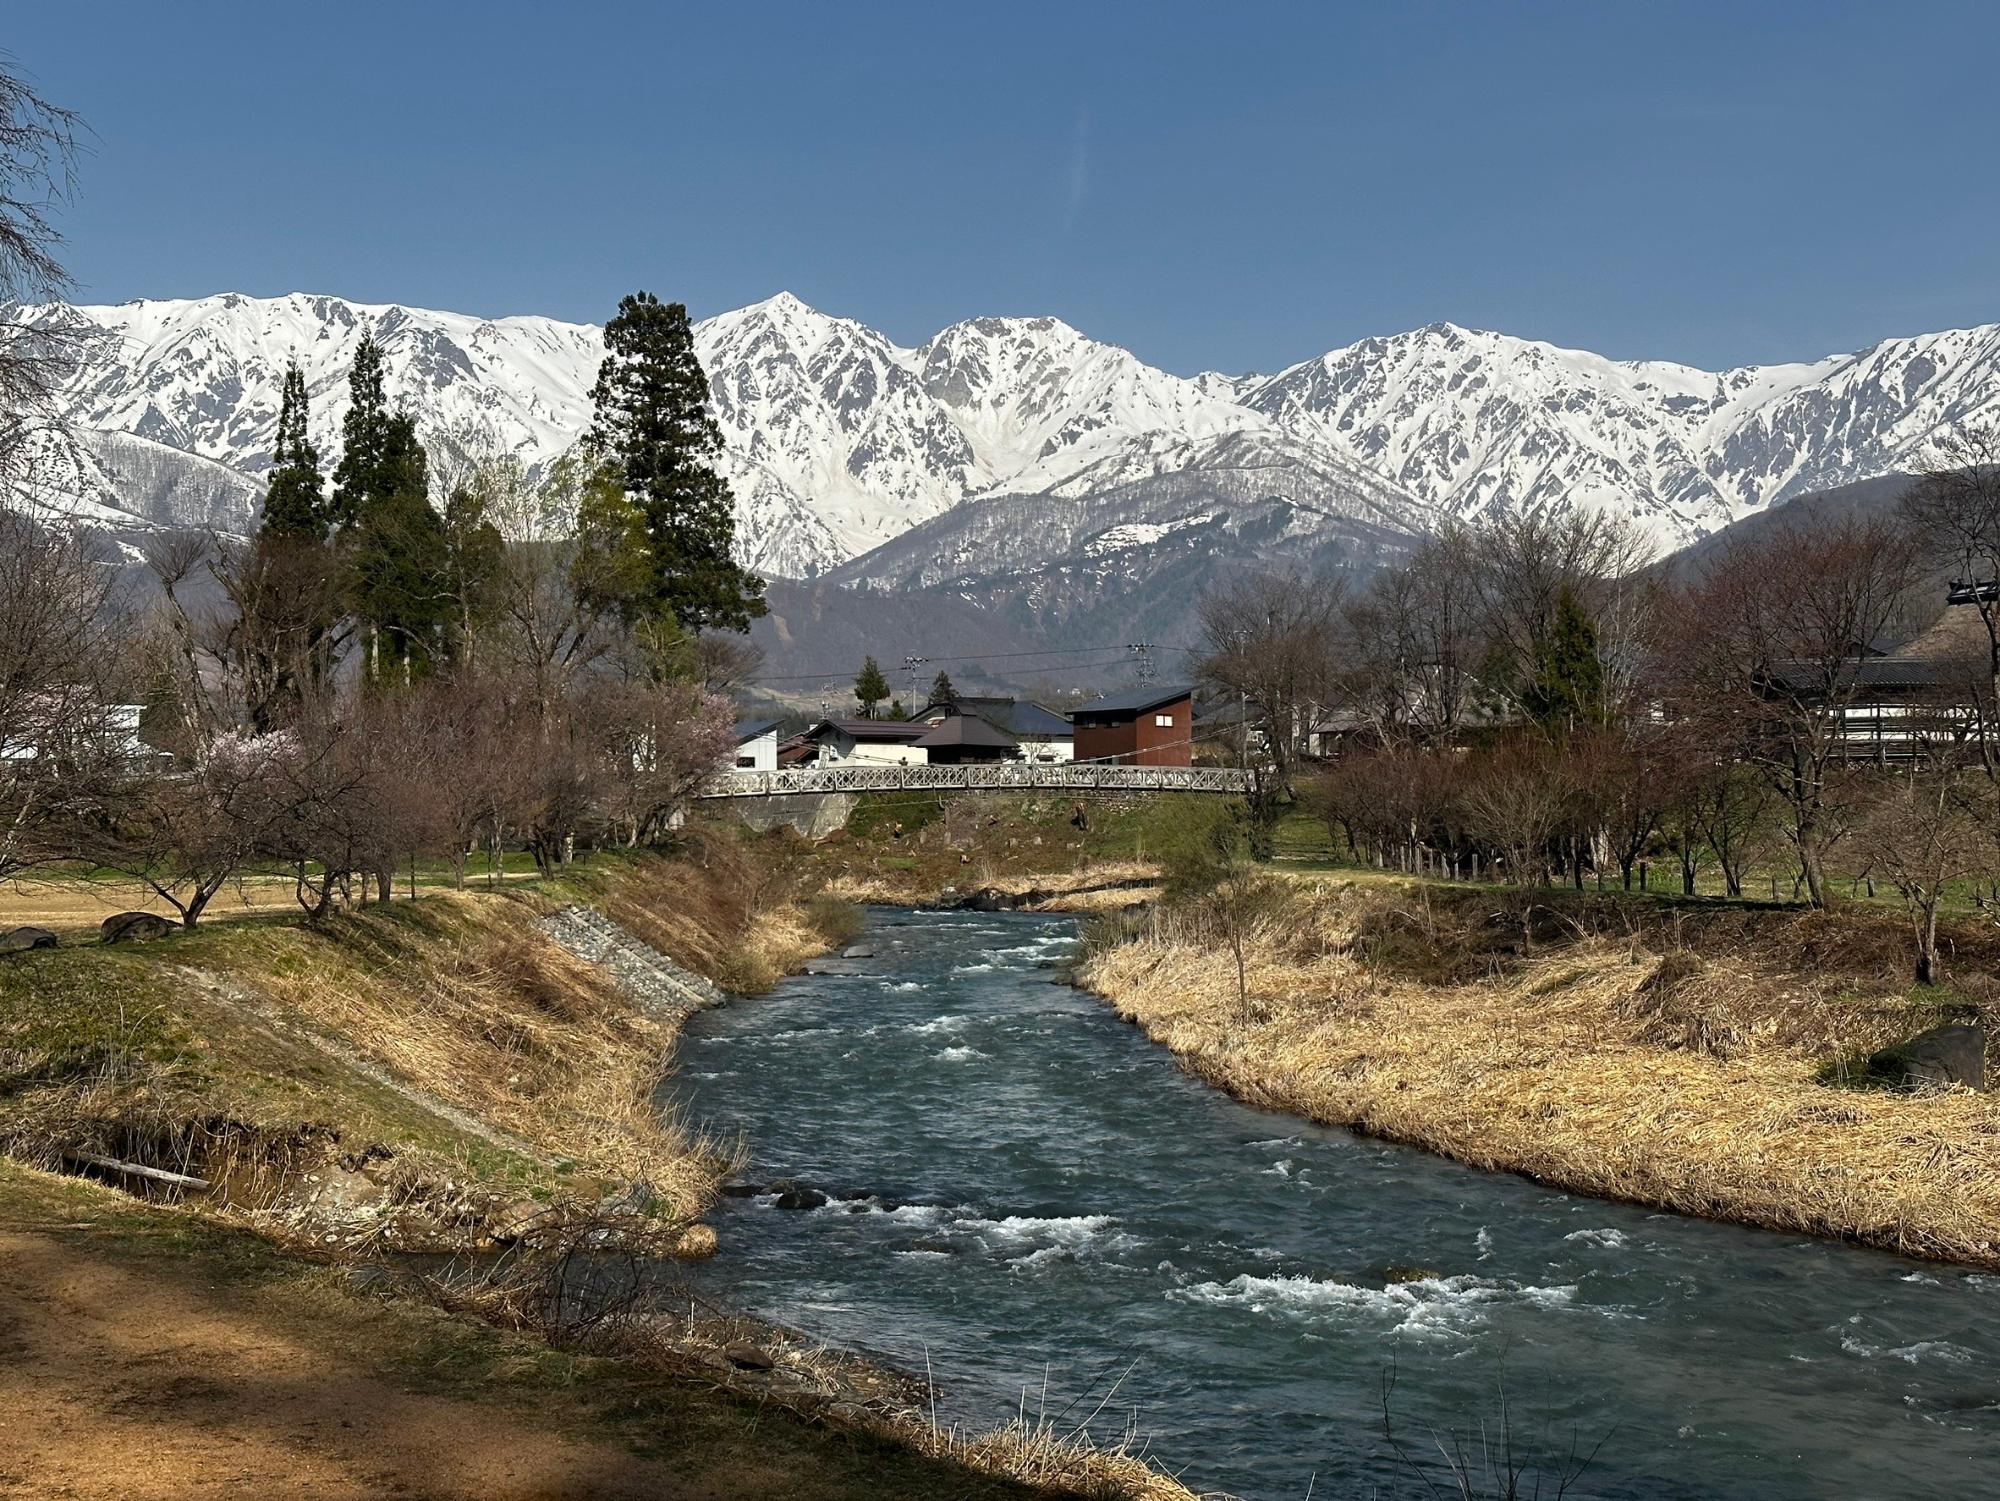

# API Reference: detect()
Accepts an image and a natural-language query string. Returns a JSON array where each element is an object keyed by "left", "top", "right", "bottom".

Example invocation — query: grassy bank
[
  {"left": 1081, "top": 874, "right": 2000, "bottom": 1267},
  {"left": 0, "top": 826, "right": 1198, "bottom": 1500}
]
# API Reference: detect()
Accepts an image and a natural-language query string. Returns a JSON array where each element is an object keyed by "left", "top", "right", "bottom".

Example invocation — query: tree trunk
[{"left": 1916, "top": 904, "right": 1940, "bottom": 985}]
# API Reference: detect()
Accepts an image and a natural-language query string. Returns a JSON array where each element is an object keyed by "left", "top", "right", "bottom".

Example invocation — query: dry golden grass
[
  {"left": 1084, "top": 883, "right": 2000, "bottom": 1268},
  {"left": 210, "top": 893, "right": 725, "bottom": 1221},
  {"left": 821, "top": 860, "right": 1160, "bottom": 912},
  {"left": 0, "top": 875, "right": 299, "bottom": 934}
]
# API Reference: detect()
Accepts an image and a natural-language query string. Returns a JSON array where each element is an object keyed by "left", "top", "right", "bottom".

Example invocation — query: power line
[{"left": 743, "top": 641, "right": 1200, "bottom": 686}]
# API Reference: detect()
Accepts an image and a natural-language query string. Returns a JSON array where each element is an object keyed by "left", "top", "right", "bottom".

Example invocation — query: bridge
[{"left": 695, "top": 762, "right": 1251, "bottom": 799}]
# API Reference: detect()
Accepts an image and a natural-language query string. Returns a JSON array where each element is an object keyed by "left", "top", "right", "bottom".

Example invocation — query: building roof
[
  {"left": 732, "top": 716, "right": 783, "bottom": 744},
  {"left": 912, "top": 714, "right": 1018, "bottom": 750},
  {"left": 1760, "top": 657, "right": 1973, "bottom": 695},
  {"left": 807, "top": 717, "right": 928, "bottom": 743},
  {"left": 916, "top": 695, "right": 1072, "bottom": 738},
  {"left": 1070, "top": 683, "right": 1194, "bottom": 719}
]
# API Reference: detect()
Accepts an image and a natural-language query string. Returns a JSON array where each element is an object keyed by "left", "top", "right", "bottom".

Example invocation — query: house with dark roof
[
  {"left": 913, "top": 695, "right": 1072, "bottom": 762},
  {"left": 1758, "top": 588, "right": 1988, "bottom": 761},
  {"left": 802, "top": 717, "right": 930, "bottom": 767},
  {"left": 911, "top": 710, "right": 1018, "bottom": 764},
  {"left": 1070, "top": 684, "right": 1193, "bottom": 767}
]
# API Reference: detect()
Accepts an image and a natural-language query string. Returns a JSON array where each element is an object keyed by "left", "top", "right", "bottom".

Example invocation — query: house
[
  {"left": 2, "top": 702, "right": 151, "bottom": 765},
  {"left": 1070, "top": 684, "right": 1194, "bottom": 767},
  {"left": 803, "top": 718, "right": 930, "bottom": 767},
  {"left": 911, "top": 710, "right": 1018, "bottom": 764},
  {"left": 1759, "top": 588, "right": 1984, "bottom": 761},
  {"left": 912, "top": 695, "right": 1073, "bottom": 762},
  {"left": 729, "top": 717, "right": 782, "bottom": 772}
]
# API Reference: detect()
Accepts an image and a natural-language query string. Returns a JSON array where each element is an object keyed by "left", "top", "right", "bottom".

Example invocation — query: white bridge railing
[{"left": 696, "top": 762, "right": 1250, "bottom": 799}]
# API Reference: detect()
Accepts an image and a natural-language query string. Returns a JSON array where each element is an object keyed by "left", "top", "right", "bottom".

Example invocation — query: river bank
[
  {"left": 1079, "top": 873, "right": 2000, "bottom": 1268},
  {"left": 0, "top": 824, "right": 1205, "bottom": 1499}
]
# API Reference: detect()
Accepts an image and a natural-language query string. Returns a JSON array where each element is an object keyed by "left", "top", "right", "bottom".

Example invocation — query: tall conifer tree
[
  {"left": 585, "top": 292, "right": 765, "bottom": 633},
  {"left": 330, "top": 333, "right": 390, "bottom": 533},
  {"left": 259, "top": 361, "right": 326, "bottom": 539},
  {"left": 349, "top": 411, "right": 451, "bottom": 678}
]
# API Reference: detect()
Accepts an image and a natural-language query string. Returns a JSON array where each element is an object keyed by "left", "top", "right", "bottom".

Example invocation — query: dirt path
[
  {"left": 0, "top": 1204, "right": 1042, "bottom": 1501},
  {"left": 0, "top": 1229, "right": 707, "bottom": 1500}
]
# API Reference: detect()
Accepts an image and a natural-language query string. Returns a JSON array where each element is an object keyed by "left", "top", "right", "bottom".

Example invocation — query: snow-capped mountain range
[{"left": 11, "top": 289, "right": 2000, "bottom": 578}]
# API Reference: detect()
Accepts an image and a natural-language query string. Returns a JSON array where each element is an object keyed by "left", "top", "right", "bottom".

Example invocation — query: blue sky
[{"left": 11, "top": 2, "right": 1998, "bottom": 374}]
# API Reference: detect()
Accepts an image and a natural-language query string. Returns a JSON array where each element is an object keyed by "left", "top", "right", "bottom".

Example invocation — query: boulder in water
[
  {"left": 842, "top": 944, "right": 875, "bottom": 959},
  {"left": 774, "top": 1187, "right": 827, "bottom": 1211},
  {"left": 0, "top": 926, "right": 57, "bottom": 955},
  {"left": 1868, "top": 1020, "right": 1987, "bottom": 1091},
  {"left": 100, "top": 911, "right": 176, "bottom": 944}
]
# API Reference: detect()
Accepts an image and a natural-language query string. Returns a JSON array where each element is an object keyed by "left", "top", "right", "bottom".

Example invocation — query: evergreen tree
[
  {"left": 854, "top": 655, "right": 889, "bottom": 718},
  {"left": 887, "top": 698, "right": 907, "bottom": 721},
  {"left": 585, "top": 291, "right": 766, "bottom": 633},
  {"left": 259, "top": 361, "right": 326, "bottom": 539},
  {"left": 329, "top": 333, "right": 390, "bottom": 532},
  {"left": 348, "top": 412, "right": 451, "bottom": 679},
  {"left": 1519, "top": 584, "right": 1605, "bottom": 731},
  {"left": 439, "top": 480, "right": 505, "bottom": 665},
  {"left": 929, "top": 669, "right": 956, "bottom": 705}
]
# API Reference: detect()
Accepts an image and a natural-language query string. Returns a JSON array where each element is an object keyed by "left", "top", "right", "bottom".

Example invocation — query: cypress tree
[
  {"left": 260, "top": 361, "right": 326, "bottom": 539},
  {"left": 929, "top": 669, "right": 957, "bottom": 705},
  {"left": 854, "top": 655, "right": 889, "bottom": 718},
  {"left": 585, "top": 291, "right": 766, "bottom": 633}
]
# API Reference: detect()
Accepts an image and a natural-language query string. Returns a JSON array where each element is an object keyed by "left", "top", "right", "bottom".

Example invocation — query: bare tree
[
  {"left": 1864, "top": 760, "right": 1991, "bottom": 984},
  {"left": 1197, "top": 565, "right": 1346, "bottom": 852},
  {"left": 0, "top": 55, "right": 88, "bottom": 487},
  {"left": 0, "top": 511, "right": 116, "bottom": 878},
  {"left": 1461, "top": 734, "right": 1577, "bottom": 888},
  {"left": 1672, "top": 518, "right": 1920, "bottom": 907},
  {"left": 1900, "top": 427, "right": 2000, "bottom": 776},
  {"left": 1341, "top": 524, "right": 1485, "bottom": 744},
  {"left": 1468, "top": 510, "right": 1652, "bottom": 719}
]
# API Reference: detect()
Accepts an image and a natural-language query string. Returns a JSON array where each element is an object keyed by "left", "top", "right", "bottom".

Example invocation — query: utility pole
[{"left": 1128, "top": 641, "right": 1156, "bottom": 683}]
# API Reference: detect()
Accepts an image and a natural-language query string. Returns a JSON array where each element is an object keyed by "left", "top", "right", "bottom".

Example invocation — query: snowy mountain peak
[{"left": 19, "top": 288, "right": 2000, "bottom": 584}]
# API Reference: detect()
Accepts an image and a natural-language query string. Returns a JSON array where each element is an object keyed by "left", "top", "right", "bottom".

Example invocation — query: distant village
[{"left": 726, "top": 681, "right": 1202, "bottom": 774}]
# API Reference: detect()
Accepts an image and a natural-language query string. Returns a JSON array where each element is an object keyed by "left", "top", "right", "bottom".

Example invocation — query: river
[{"left": 667, "top": 907, "right": 2000, "bottom": 1499}]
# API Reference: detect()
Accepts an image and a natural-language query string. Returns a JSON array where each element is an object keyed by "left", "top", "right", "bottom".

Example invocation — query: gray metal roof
[
  {"left": 732, "top": 716, "right": 783, "bottom": 743},
  {"left": 914, "top": 696, "right": 1073, "bottom": 739},
  {"left": 912, "top": 714, "right": 1018, "bottom": 750}
]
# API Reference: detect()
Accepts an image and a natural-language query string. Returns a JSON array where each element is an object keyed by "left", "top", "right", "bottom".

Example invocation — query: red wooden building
[{"left": 1069, "top": 684, "right": 1193, "bottom": 767}]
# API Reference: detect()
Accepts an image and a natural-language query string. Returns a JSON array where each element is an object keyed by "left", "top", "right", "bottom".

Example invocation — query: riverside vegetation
[
  {"left": 1079, "top": 814, "right": 2000, "bottom": 1269},
  {"left": 0, "top": 815, "right": 1215, "bottom": 1501}
]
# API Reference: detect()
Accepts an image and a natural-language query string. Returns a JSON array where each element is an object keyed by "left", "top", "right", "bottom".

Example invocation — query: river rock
[
  {"left": 0, "top": 925, "right": 57, "bottom": 955},
  {"left": 100, "top": 911, "right": 176, "bottom": 944},
  {"left": 1868, "top": 1021, "right": 1987, "bottom": 1091},
  {"left": 774, "top": 1188, "right": 827, "bottom": 1211},
  {"left": 719, "top": 1181, "right": 763, "bottom": 1198},
  {"left": 842, "top": 944, "right": 875, "bottom": 959},
  {"left": 724, "top": 1342, "right": 776, "bottom": 1371}
]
